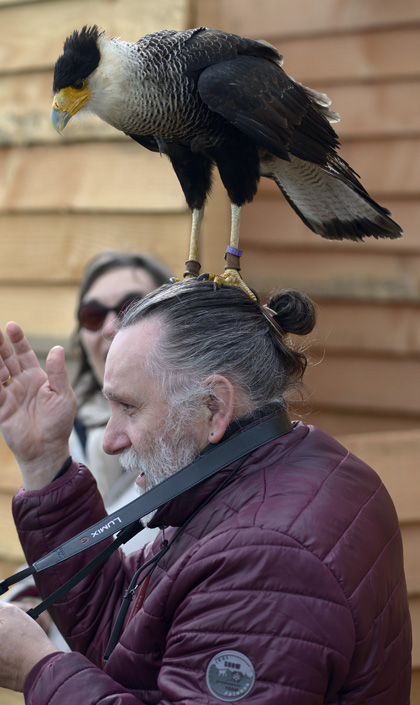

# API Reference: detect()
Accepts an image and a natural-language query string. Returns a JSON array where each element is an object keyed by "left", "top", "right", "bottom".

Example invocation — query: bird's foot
[
  {"left": 169, "top": 260, "right": 201, "bottom": 284},
  {"left": 184, "top": 260, "right": 201, "bottom": 279},
  {"left": 197, "top": 269, "right": 257, "bottom": 301}
]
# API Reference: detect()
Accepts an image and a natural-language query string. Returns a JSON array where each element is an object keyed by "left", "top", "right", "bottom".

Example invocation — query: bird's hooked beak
[{"left": 51, "top": 83, "right": 91, "bottom": 134}]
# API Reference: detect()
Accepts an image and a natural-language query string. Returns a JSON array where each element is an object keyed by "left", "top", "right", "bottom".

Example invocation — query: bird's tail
[{"left": 260, "top": 152, "right": 402, "bottom": 241}]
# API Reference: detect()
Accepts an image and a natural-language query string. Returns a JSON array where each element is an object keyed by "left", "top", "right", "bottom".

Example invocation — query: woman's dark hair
[
  {"left": 120, "top": 279, "right": 316, "bottom": 414},
  {"left": 72, "top": 250, "right": 172, "bottom": 404}
]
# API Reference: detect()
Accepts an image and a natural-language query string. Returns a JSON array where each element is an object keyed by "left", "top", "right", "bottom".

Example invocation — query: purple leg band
[{"left": 226, "top": 246, "right": 243, "bottom": 257}]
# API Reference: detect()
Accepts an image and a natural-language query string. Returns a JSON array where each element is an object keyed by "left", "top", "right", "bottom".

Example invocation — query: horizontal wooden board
[
  {"left": 400, "top": 524, "right": 420, "bottom": 595},
  {"left": 221, "top": 0, "right": 420, "bottom": 38},
  {"left": 317, "top": 81, "right": 420, "bottom": 140},
  {"left": 0, "top": 284, "right": 77, "bottom": 338},
  {"left": 0, "top": 441, "right": 20, "bottom": 492},
  {"left": 338, "top": 137, "right": 420, "bottom": 196},
  {"left": 273, "top": 28, "right": 420, "bottom": 84},
  {"left": 335, "top": 428, "right": 420, "bottom": 525},
  {"left": 412, "top": 673, "right": 420, "bottom": 705},
  {"left": 0, "top": 558, "right": 24, "bottom": 586},
  {"left": 0, "top": 494, "right": 24, "bottom": 562},
  {"left": 310, "top": 301, "right": 420, "bottom": 357},
  {"left": 410, "top": 596, "right": 420, "bottom": 668},
  {"left": 243, "top": 246, "right": 420, "bottom": 303},
  {"left": 0, "top": 142, "right": 187, "bottom": 212},
  {"left": 304, "top": 354, "right": 420, "bottom": 420},
  {"left": 292, "top": 408, "right": 420, "bottom": 438},
  {"left": 0, "top": 0, "right": 190, "bottom": 72},
  {"left": 412, "top": 669, "right": 420, "bottom": 705},
  {"left": 0, "top": 212, "right": 194, "bottom": 282}
]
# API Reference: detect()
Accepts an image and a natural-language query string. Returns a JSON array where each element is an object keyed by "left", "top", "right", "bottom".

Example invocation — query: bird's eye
[{"left": 72, "top": 79, "right": 85, "bottom": 90}]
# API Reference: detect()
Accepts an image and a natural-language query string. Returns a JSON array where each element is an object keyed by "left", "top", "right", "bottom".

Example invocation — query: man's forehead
[{"left": 105, "top": 316, "right": 162, "bottom": 380}]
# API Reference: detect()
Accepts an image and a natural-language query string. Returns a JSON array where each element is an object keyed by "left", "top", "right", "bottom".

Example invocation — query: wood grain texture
[
  {"left": 0, "top": 212, "right": 190, "bottom": 281},
  {"left": 336, "top": 428, "right": 420, "bottom": 524},
  {"left": 221, "top": 0, "right": 420, "bottom": 37},
  {"left": 272, "top": 27, "right": 420, "bottom": 83},
  {"left": 0, "top": 495, "right": 23, "bottom": 562},
  {"left": 305, "top": 355, "right": 420, "bottom": 418},
  {"left": 0, "top": 0, "right": 190, "bottom": 72},
  {"left": 0, "top": 142, "right": 187, "bottom": 212}
]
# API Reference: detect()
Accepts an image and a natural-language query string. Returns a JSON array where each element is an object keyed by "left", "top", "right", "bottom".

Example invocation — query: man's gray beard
[{"left": 119, "top": 404, "right": 203, "bottom": 496}]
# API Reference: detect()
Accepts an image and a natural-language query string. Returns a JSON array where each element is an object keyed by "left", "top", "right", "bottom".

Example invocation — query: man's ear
[{"left": 203, "top": 374, "right": 235, "bottom": 444}]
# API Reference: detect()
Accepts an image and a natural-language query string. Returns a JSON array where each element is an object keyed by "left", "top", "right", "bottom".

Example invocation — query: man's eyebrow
[
  {"left": 102, "top": 388, "right": 138, "bottom": 406},
  {"left": 102, "top": 389, "right": 123, "bottom": 402}
]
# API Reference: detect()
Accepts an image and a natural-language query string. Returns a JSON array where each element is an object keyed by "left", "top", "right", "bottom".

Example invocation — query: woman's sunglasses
[{"left": 77, "top": 292, "right": 144, "bottom": 331}]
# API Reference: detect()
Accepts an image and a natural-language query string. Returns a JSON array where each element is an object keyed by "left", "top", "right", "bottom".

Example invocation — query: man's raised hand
[{"left": 0, "top": 322, "right": 77, "bottom": 489}]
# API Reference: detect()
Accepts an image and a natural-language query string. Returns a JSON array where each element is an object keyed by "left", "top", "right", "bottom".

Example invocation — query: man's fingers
[
  {"left": 0, "top": 326, "right": 19, "bottom": 378},
  {"left": 4, "top": 322, "right": 40, "bottom": 373}
]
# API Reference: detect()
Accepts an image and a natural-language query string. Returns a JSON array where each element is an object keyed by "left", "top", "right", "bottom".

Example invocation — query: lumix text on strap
[{"left": 0, "top": 409, "right": 292, "bottom": 596}]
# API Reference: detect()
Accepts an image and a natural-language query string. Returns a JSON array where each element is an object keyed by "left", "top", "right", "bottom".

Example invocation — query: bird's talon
[
  {"left": 220, "top": 269, "right": 257, "bottom": 301},
  {"left": 183, "top": 272, "right": 197, "bottom": 280}
]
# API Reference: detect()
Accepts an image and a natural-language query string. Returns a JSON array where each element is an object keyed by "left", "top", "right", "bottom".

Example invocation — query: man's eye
[{"left": 72, "top": 79, "right": 85, "bottom": 90}]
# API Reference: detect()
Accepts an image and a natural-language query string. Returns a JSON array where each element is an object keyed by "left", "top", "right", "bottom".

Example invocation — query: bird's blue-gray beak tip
[{"left": 51, "top": 107, "right": 70, "bottom": 134}]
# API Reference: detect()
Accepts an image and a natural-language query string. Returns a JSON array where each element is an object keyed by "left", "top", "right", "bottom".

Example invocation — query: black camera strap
[{"left": 0, "top": 409, "right": 292, "bottom": 599}]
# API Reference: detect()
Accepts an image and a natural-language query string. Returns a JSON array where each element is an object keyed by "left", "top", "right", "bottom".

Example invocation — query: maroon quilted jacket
[{"left": 13, "top": 420, "right": 411, "bottom": 704}]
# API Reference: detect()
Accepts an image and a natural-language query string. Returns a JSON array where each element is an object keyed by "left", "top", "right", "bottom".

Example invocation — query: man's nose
[{"left": 102, "top": 417, "right": 130, "bottom": 456}]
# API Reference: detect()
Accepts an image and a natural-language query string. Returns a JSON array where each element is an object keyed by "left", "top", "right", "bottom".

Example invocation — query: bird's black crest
[{"left": 53, "top": 25, "right": 101, "bottom": 92}]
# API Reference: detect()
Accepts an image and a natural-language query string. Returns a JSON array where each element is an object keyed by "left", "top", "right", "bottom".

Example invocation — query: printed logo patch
[{"left": 206, "top": 650, "right": 255, "bottom": 701}]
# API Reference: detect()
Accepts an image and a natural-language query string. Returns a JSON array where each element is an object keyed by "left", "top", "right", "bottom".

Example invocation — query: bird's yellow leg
[
  {"left": 184, "top": 207, "right": 204, "bottom": 279},
  {"left": 211, "top": 204, "right": 256, "bottom": 301},
  {"left": 229, "top": 203, "right": 242, "bottom": 252}
]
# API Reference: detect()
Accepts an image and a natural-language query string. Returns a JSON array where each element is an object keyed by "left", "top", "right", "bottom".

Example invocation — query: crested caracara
[{"left": 52, "top": 26, "right": 402, "bottom": 294}]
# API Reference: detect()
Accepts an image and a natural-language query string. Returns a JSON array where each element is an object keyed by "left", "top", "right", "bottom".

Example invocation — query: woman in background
[{"left": 70, "top": 250, "right": 172, "bottom": 516}]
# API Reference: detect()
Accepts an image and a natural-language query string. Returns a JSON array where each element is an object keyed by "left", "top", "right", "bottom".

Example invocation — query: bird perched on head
[{"left": 52, "top": 25, "right": 402, "bottom": 295}]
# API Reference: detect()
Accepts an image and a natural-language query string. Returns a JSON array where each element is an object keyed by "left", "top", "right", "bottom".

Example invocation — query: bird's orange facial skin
[{"left": 51, "top": 84, "right": 91, "bottom": 133}]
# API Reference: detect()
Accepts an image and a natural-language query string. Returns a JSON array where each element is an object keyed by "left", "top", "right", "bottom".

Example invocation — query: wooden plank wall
[
  {"left": 0, "top": 0, "right": 418, "bottom": 700},
  {"left": 195, "top": 1, "right": 420, "bottom": 701}
]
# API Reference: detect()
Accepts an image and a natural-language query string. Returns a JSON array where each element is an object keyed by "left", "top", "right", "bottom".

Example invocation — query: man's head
[{"left": 102, "top": 280, "right": 315, "bottom": 491}]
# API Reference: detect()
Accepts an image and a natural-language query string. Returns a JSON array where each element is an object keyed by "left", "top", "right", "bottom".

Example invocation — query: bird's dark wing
[
  {"left": 183, "top": 28, "right": 283, "bottom": 76},
  {"left": 196, "top": 54, "right": 340, "bottom": 166}
]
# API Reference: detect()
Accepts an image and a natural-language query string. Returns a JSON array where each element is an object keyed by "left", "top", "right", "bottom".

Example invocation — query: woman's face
[{"left": 79, "top": 266, "right": 158, "bottom": 386}]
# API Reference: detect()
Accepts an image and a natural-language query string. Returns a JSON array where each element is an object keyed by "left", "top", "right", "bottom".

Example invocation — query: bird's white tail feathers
[
  {"left": 259, "top": 153, "right": 402, "bottom": 241},
  {"left": 291, "top": 78, "right": 340, "bottom": 124}
]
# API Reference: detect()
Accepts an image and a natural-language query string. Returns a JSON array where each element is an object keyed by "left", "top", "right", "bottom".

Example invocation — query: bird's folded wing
[{"left": 197, "top": 55, "right": 340, "bottom": 165}]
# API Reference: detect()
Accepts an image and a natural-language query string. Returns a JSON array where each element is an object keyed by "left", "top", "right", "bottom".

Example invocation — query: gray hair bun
[{"left": 267, "top": 289, "right": 316, "bottom": 336}]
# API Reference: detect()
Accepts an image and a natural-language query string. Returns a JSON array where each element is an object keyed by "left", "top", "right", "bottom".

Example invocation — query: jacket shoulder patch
[{"left": 206, "top": 650, "right": 255, "bottom": 701}]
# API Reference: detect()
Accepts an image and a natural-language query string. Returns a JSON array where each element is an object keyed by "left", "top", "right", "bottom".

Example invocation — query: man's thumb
[{"left": 45, "top": 346, "right": 72, "bottom": 396}]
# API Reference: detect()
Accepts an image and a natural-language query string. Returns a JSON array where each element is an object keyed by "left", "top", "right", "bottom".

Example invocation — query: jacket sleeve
[
  {"left": 24, "top": 653, "right": 145, "bottom": 705},
  {"left": 12, "top": 462, "right": 147, "bottom": 663}
]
